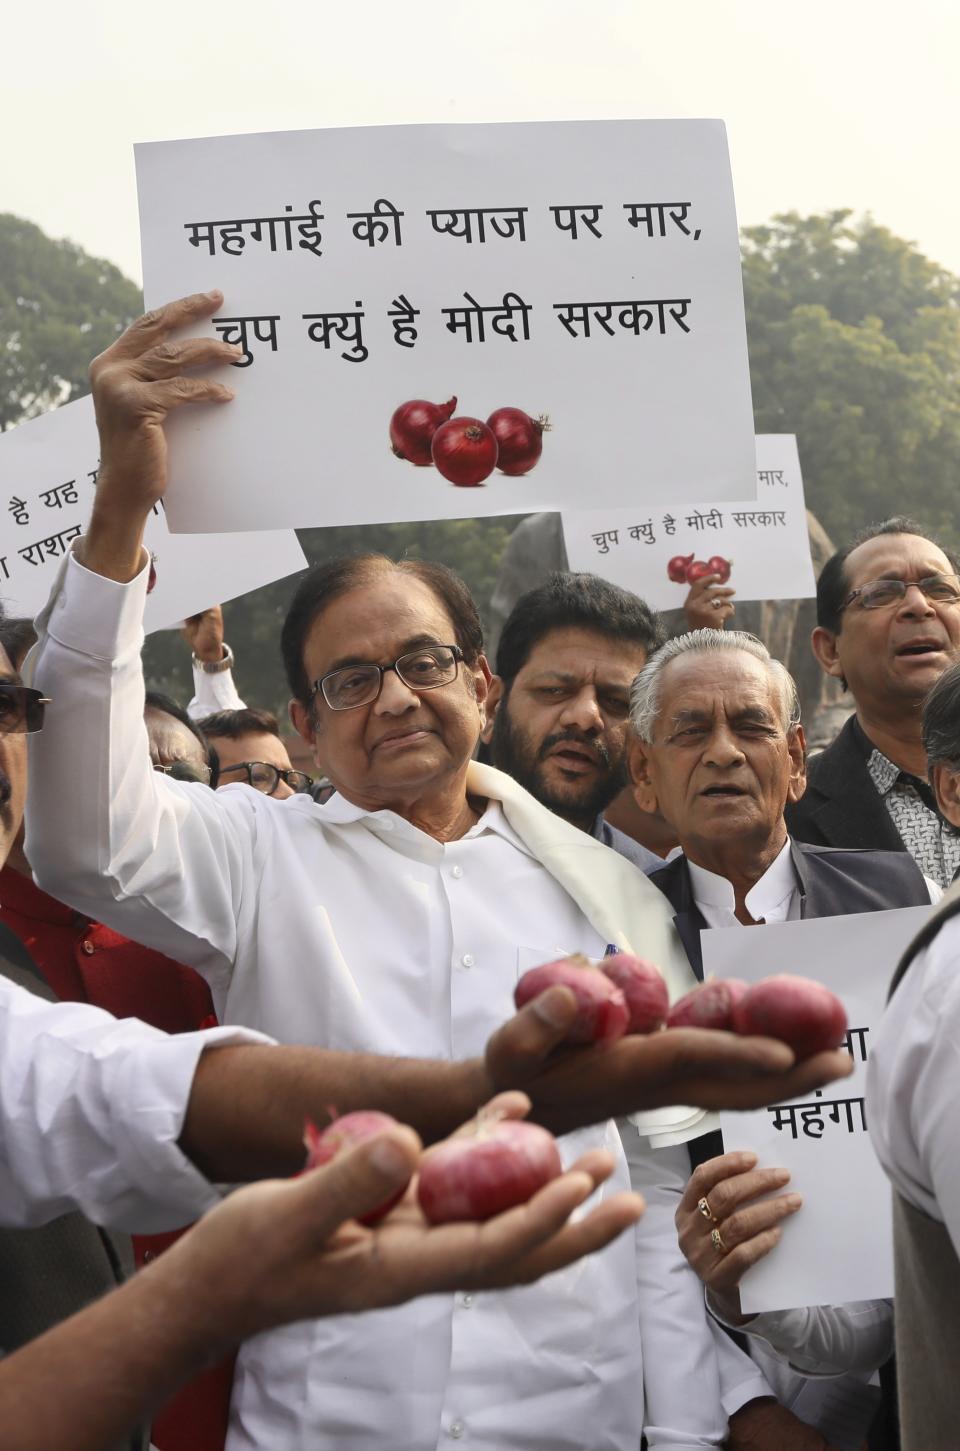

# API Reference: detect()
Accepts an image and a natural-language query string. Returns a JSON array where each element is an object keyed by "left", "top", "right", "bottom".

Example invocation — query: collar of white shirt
[
  {"left": 687, "top": 837, "right": 799, "bottom": 928},
  {"left": 317, "top": 790, "right": 540, "bottom": 860}
]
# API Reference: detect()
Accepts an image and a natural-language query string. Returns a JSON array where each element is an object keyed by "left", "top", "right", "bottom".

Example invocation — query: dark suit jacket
[
  {"left": 648, "top": 838, "right": 931, "bottom": 982},
  {"left": 785, "top": 716, "right": 906, "bottom": 853}
]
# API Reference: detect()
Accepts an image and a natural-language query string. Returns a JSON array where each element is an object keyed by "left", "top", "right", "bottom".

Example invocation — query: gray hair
[
  {"left": 629, "top": 629, "right": 802, "bottom": 744},
  {"left": 922, "top": 660, "right": 960, "bottom": 771}
]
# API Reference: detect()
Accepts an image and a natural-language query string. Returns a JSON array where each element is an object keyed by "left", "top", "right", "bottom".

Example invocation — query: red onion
[
  {"left": 390, "top": 396, "right": 457, "bottom": 466},
  {"left": 431, "top": 416, "right": 498, "bottom": 486},
  {"left": 515, "top": 954, "right": 630, "bottom": 1044},
  {"left": 685, "top": 560, "right": 716, "bottom": 584},
  {"left": 303, "top": 1109, "right": 407, "bottom": 1225},
  {"left": 417, "top": 1117, "right": 563, "bottom": 1224},
  {"left": 600, "top": 953, "right": 669, "bottom": 1033},
  {"left": 486, "top": 407, "right": 549, "bottom": 476},
  {"left": 706, "top": 556, "right": 732, "bottom": 583},
  {"left": 667, "top": 553, "right": 694, "bottom": 584},
  {"left": 667, "top": 980, "right": 748, "bottom": 1032},
  {"left": 732, "top": 975, "right": 847, "bottom": 1058}
]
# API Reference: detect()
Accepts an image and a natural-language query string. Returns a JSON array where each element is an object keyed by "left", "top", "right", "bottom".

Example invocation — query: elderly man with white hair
[{"left": 628, "top": 629, "right": 938, "bottom": 1447}]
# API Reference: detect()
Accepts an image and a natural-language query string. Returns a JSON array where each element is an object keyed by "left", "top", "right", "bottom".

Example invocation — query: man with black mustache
[
  {"left": 483, "top": 571, "right": 669, "bottom": 870},
  {"left": 787, "top": 518, "right": 960, "bottom": 886}
]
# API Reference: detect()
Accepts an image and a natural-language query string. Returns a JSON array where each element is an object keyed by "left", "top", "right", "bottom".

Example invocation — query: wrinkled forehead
[
  {"left": 305, "top": 574, "right": 458, "bottom": 674},
  {"left": 657, "top": 650, "right": 781, "bottom": 722},
  {"left": 844, "top": 533, "right": 953, "bottom": 588}
]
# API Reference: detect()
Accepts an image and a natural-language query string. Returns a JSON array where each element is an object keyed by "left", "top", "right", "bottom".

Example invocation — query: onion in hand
[{"left": 417, "top": 1116, "right": 563, "bottom": 1224}]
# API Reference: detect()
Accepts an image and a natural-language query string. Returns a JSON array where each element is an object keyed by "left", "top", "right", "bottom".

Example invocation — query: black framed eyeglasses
[
  {"left": 0, "top": 684, "right": 50, "bottom": 735},
  {"left": 842, "top": 574, "right": 960, "bottom": 612},
  {"left": 219, "top": 760, "right": 314, "bottom": 795},
  {"left": 313, "top": 644, "right": 464, "bottom": 711}
]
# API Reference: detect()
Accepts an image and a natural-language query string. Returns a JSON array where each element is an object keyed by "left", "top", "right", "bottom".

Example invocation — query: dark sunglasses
[{"left": 0, "top": 684, "right": 50, "bottom": 735}]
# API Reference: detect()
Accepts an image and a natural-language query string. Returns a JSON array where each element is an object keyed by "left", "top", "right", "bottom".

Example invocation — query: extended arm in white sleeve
[
  {"left": 621, "top": 1125, "right": 772, "bottom": 1450},
  {"left": 26, "top": 549, "right": 258, "bottom": 1001},
  {"left": 187, "top": 654, "right": 246, "bottom": 721},
  {"left": 0, "top": 975, "right": 272, "bottom": 1232},
  {"left": 708, "top": 1295, "right": 894, "bottom": 1379}
]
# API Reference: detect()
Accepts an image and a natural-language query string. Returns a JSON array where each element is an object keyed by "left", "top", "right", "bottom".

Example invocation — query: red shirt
[{"left": 0, "top": 865, "right": 233, "bottom": 1451}]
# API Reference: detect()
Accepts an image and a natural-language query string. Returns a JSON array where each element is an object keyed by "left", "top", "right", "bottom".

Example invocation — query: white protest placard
[
  {"left": 0, "top": 397, "right": 307, "bottom": 630},
  {"left": 135, "top": 120, "right": 756, "bottom": 533},
  {"left": 705, "top": 905, "right": 931, "bottom": 1312},
  {"left": 560, "top": 434, "right": 816, "bottom": 608}
]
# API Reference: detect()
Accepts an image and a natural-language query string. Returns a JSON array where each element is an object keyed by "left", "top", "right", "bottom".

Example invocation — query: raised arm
[{"left": 26, "top": 295, "right": 251, "bottom": 988}]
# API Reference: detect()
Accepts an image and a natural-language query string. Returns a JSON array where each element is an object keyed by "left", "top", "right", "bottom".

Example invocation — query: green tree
[
  {"left": 742, "top": 210, "right": 960, "bottom": 549},
  {"left": 0, "top": 214, "right": 142, "bottom": 431},
  {"left": 142, "top": 516, "right": 519, "bottom": 719}
]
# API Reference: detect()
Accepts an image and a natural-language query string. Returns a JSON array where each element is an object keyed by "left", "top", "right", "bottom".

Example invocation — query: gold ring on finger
[
  {"left": 697, "top": 1196, "right": 717, "bottom": 1222},
  {"left": 710, "top": 1226, "right": 728, "bottom": 1254}
]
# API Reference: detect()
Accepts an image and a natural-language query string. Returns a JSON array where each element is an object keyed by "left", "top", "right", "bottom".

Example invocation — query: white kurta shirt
[
  {"left": 687, "top": 840, "right": 800, "bottom": 927},
  {"left": 868, "top": 909, "right": 960, "bottom": 1238},
  {"left": 28, "top": 551, "right": 725, "bottom": 1451},
  {"left": 0, "top": 975, "right": 261, "bottom": 1231}
]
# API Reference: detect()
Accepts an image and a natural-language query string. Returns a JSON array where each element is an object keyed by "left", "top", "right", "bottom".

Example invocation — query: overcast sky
[{"left": 5, "top": 0, "right": 959, "bottom": 285}]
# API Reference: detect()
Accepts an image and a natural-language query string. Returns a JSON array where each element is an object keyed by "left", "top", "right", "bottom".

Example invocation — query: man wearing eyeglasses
[
  {"left": 786, "top": 518, "right": 960, "bottom": 886},
  {"left": 199, "top": 706, "right": 313, "bottom": 798},
  {"left": 25, "top": 291, "right": 851, "bottom": 1451}
]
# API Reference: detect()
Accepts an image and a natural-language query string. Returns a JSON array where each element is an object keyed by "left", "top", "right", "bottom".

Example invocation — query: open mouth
[
  {"left": 895, "top": 640, "right": 944, "bottom": 658},
  {"left": 549, "top": 746, "right": 598, "bottom": 766}
]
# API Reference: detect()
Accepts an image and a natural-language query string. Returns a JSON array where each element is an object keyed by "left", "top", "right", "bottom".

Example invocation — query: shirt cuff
[
  {"left": 106, "top": 1025, "right": 274, "bottom": 1231},
  {"left": 42, "top": 544, "right": 150, "bottom": 663}
]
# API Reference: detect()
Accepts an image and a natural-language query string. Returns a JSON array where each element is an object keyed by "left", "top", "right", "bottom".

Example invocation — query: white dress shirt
[
  {"left": 868, "top": 909, "right": 960, "bottom": 1241},
  {"left": 25, "top": 551, "right": 732, "bottom": 1451},
  {"left": 687, "top": 839, "right": 801, "bottom": 927},
  {"left": 187, "top": 653, "right": 245, "bottom": 721},
  {"left": 623, "top": 1134, "right": 771, "bottom": 1449},
  {"left": 0, "top": 975, "right": 264, "bottom": 1232}
]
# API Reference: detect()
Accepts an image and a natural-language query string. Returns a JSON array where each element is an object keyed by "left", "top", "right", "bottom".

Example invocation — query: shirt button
[
  {"left": 451, "top": 865, "right": 463, "bottom": 879},
  {"left": 142, "top": 1249, "right": 156, "bottom": 1263},
  {"left": 459, "top": 1293, "right": 474, "bottom": 1309},
  {"left": 461, "top": 952, "right": 474, "bottom": 968},
  {"left": 450, "top": 1421, "right": 465, "bottom": 1440},
  {"left": 81, "top": 939, "right": 95, "bottom": 955}
]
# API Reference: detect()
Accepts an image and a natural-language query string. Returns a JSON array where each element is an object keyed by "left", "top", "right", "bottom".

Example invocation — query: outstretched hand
[
  {"left": 484, "top": 986, "right": 852, "bottom": 1135},
  {"left": 162, "top": 1092, "right": 643, "bottom": 1350}
]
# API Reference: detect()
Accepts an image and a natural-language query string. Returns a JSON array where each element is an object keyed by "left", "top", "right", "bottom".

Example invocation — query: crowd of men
[{"left": 2, "top": 289, "right": 958, "bottom": 1451}]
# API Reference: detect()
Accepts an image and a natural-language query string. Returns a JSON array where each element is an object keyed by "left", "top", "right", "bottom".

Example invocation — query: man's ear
[
  {"left": 481, "top": 673, "right": 504, "bottom": 745},
  {"left": 931, "top": 762, "right": 960, "bottom": 830},
  {"left": 627, "top": 735, "right": 659, "bottom": 815},
  {"left": 811, "top": 626, "right": 846, "bottom": 685},
  {"left": 289, "top": 697, "right": 316, "bottom": 749},
  {"left": 785, "top": 724, "right": 808, "bottom": 806},
  {"left": 471, "top": 654, "right": 493, "bottom": 731}
]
